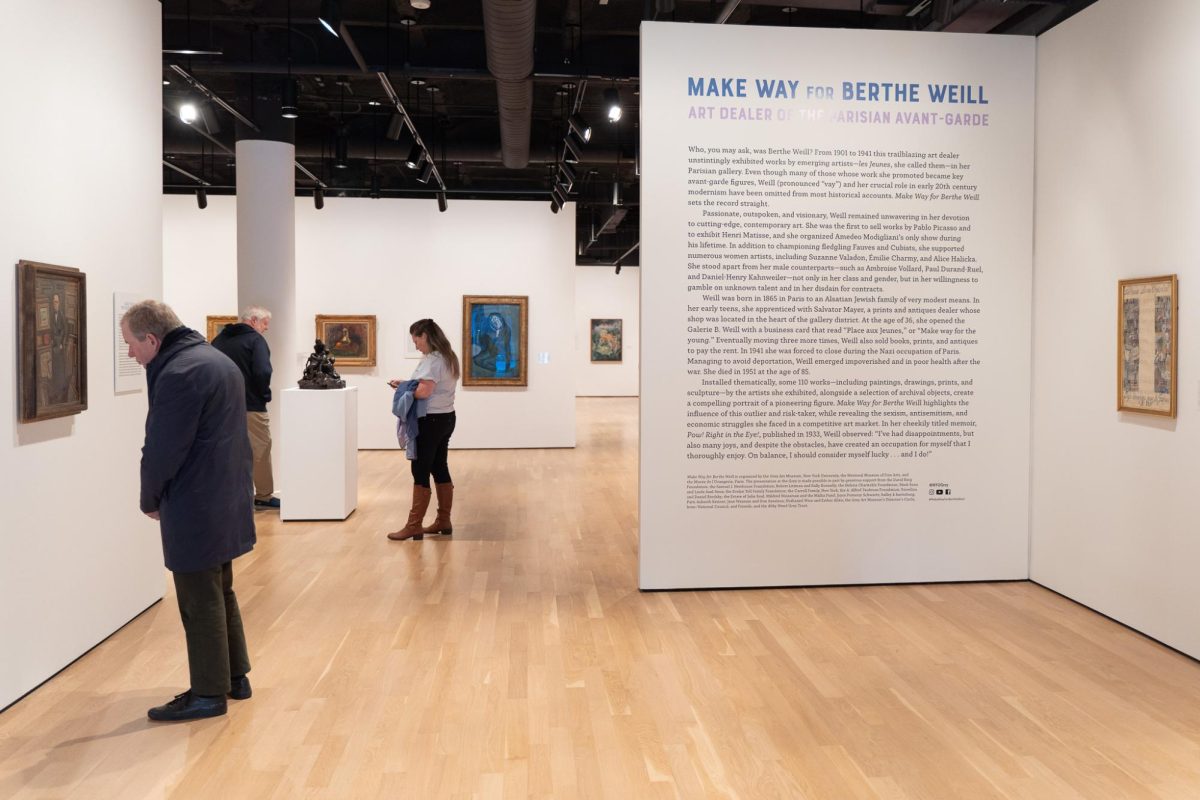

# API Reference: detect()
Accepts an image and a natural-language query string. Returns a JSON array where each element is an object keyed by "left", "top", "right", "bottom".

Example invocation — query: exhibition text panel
[{"left": 640, "top": 23, "right": 1034, "bottom": 588}]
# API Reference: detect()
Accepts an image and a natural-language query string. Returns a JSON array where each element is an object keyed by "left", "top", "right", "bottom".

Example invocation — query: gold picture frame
[
  {"left": 206, "top": 315, "right": 238, "bottom": 342},
  {"left": 316, "top": 314, "right": 377, "bottom": 367},
  {"left": 462, "top": 295, "right": 529, "bottom": 387},
  {"left": 1117, "top": 274, "right": 1177, "bottom": 417}
]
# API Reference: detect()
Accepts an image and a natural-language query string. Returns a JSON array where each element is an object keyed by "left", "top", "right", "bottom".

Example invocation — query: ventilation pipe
[{"left": 481, "top": 0, "right": 537, "bottom": 168}]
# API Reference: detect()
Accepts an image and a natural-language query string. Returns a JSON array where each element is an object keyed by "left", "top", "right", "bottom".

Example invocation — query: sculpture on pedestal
[{"left": 298, "top": 339, "right": 346, "bottom": 389}]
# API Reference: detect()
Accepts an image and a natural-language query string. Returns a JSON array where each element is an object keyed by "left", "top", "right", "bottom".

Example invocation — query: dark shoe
[
  {"left": 147, "top": 691, "right": 227, "bottom": 722},
  {"left": 229, "top": 675, "right": 252, "bottom": 700},
  {"left": 254, "top": 497, "right": 281, "bottom": 509}
]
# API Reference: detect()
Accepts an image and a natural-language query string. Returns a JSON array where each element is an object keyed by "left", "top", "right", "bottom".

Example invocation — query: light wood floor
[{"left": 4, "top": 398, "right": 1200, "bottom": 798}]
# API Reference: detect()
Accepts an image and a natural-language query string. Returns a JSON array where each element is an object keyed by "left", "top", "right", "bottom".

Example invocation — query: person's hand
[
  {"left": 145, "top": 511, "right": 160, "bottom": 520},
  {"left": 387, "top": 379, "right": 400, "bottom": 389}
]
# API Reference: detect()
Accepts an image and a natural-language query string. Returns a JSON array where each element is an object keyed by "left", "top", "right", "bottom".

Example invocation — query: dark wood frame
[
  {"left": 1117, "top": 274, "right": 1178, "bottom": 417},
  {"left": 462, "top": 295, "right": 529, "bottom": 387},
  {"left": 589, "top": 318, "right": 624, "bottom": 363},
  {"left": 17, "top": 260, "right": 88, "bottom": 422},
  {"left": 315, "top": 314, "right": 377, "bottom": 367}
]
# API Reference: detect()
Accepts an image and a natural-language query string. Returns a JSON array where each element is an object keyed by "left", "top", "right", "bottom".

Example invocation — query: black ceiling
[{"left": 161, "top": 0, "right": 1097, "bottom": 265}]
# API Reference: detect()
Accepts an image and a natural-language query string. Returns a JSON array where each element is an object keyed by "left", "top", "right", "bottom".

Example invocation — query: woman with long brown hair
[{"left": 387, "top": 319, "right": 461, "bottom": 541}]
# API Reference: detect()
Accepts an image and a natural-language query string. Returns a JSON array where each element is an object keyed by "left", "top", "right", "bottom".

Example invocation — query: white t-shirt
[{"left": 412, "top": 352, "right": 457, "bottom": 413}]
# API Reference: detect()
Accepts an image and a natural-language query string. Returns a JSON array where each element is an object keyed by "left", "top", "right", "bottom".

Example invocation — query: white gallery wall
[
  {"left": 574, "top": 266, "right": 640, "bottom": 396},
  {"left": 1032, "top": 0, "right": 1200, "bottom": 659},
  {"left": 164, "top": 195, "right": 577, "bottom": 450},
  {"left": 641, "top": 22, "right": 1035, "bottom": 588},
  {"left": 0, "top": 2, "right": 163, "bottom": 709}
]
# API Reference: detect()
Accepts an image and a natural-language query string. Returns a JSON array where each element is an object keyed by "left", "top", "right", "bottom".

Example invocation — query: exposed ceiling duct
[{"left": 481, "top": 0, "right": 537, "bottom": 169}]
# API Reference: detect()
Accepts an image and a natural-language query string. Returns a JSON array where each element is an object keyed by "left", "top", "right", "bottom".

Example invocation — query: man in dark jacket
[
  {"left": 121, "top": 300, "right": 256, "bottom": 722},
  {"left": 211, "top": 306, "right": 279, "bottom": 509}
]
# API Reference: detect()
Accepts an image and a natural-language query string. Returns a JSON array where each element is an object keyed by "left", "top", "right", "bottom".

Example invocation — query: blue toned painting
[{"left": 469, "top": 303, "right": 521, "bottom": 380}]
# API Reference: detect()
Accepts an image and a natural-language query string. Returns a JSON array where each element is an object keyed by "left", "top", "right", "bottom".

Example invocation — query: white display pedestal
[{"left": 280, "top": 387, "right": 358, "bottom": 521}]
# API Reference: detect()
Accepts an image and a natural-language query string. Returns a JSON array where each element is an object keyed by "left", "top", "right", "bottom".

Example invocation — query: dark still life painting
[
  {"left": 18, "top": 260, "right": 87, "bottom": 422},
  {"left": 462, "top": 295, "right": 528, "bottom": 386},
  {"left": 316, "top": 315, "right": 377, "bottom": 367}
]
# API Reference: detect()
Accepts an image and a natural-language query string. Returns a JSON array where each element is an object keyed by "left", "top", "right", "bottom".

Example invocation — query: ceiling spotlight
[
  {"left": 417, "top": 161, "right": 434, "bottom": 184},
  {"left": 612, "top": 180, "right": 622, "bottom": 207},
  {"left": 562, "top": 135, "right": 582, "bottom": 164},
  {"left": 368, "top": 99, "right": 381, "bottom": 106},
  {"left": 568, "top": 113, "right": 592, "bottom": 143},
  {"left": 314, "top": 187, "right": 325, "bottom": 210},
  {"left": 405, "top": 144, "right": 426, "bottom": 170},
  {"left": 163, "top": 79, "right": 171, "bottom": 86},
  {"left": 550, "top": 198, "right": 561, "bottom": 214},
  {"left": 281, "top": 79, "right": 299, "bottom": 119},
  {"left": 604, "top": 88, "right": 622, "bottom": 123},
  {"left": 551, "top": 186, "right": 567, "bottom": 207},
  {"left": 437, "top": 191, "right": 448, "bottom": 213},
  {"left": 318, "top": 0, "right": 342, "bottom": 37},
  {"left": 334, "top": 133, "right": 349, "bottom": 168},
  {"left": 615, "top": 262, "right": 622, "bottom": 275},
  {"left": 179, "top": 103, "right": 198, "bottom": 124},
  {"left": 196, "top": 188, "right": 208, "bottom": 209}
]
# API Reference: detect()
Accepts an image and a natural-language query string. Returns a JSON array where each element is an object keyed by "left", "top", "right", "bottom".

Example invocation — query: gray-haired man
[
  {"left": 212, "top": 305, "right": 279, "bottom": 509},
  {"left": 121, "top": 300, "right": 255, "bottom": 721}
]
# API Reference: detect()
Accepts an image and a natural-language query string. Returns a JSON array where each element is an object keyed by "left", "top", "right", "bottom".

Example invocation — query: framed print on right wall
[{"left": 1117, "top": 274, "right": 1177, "bottom": 417}]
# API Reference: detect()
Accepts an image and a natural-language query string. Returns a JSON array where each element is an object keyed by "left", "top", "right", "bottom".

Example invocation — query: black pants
[
  {"left": 173, "top": 561, "right": 251, "bottom": 696},
  {"left": 411, "top": 411, "right": 456, "bottom": 487}
]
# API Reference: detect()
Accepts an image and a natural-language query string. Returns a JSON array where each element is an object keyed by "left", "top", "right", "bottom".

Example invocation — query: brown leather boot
[
  {"left": 422, "top": 483, "right": 454, "bottom": 536},
  {"left": 387, "top": 485, "right": 432, "bottom": 540}
]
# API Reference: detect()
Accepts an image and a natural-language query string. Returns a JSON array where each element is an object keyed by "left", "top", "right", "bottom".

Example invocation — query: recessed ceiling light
[
  {"left": 163, "top": 79, "right": 171, "bottom": 86},
  {"left": 410, "top": 78, "right": 427, "bottom": 86},
  {"left": 426, "top": 86, "right": 440, "bottom": 93},
  {"left": 411, "top": 0, "right": 431, "bottom": 9},
  {"left": 368, "top": 100, "right": 381, "bottom": 106},
  {"left": 399, "top": 16, "right": 416, "bottom": 26},
  {"left": 180, "top": 103, "right": 198, "bottom": 124}
]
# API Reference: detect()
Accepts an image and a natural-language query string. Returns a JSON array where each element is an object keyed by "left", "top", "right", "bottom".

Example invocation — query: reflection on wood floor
[{"left": 3, "top": 397, "right": 1200, "bottom": 798}]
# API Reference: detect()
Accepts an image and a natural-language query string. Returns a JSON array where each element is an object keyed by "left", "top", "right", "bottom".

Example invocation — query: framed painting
[
  {"left": 590, "top": 318, "right": 623, "bottom": 362},
  {"left": 462, "top": 295, "right": 528, "bottom": 386},
  {"left": 316, "top": 314, "right": 377, "bottom": 367},
  {"left": 17, "top": 260, "right": 87, "bottom": 422},
  {"left": 1117, "top": 274, "right": 1177, "bottom": 417},
  {"left": 206, "top": 315, "right": 238, "bottom": 342}
]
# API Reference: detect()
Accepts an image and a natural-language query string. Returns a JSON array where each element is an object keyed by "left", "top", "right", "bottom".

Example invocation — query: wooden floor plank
[{"left": 3, "top": 398, "right": 1200, "bottom": 798}]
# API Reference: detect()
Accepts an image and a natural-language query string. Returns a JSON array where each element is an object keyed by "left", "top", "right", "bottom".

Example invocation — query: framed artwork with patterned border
[{"left": 1117, "top": 274, "right": 1177, "bottom": 417}]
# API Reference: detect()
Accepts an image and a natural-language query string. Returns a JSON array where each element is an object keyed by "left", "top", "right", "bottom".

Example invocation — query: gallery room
[{"left": 3, "top": 0, "right": 1200, "bottom": 797}]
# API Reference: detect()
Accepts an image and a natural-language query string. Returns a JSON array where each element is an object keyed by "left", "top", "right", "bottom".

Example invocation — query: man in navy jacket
[
  {"left": 212, "top": 306, "right": 278, "bottom": 509},
  {"left": 121, "top": 300, "right": 256, "bottom": 722}
]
